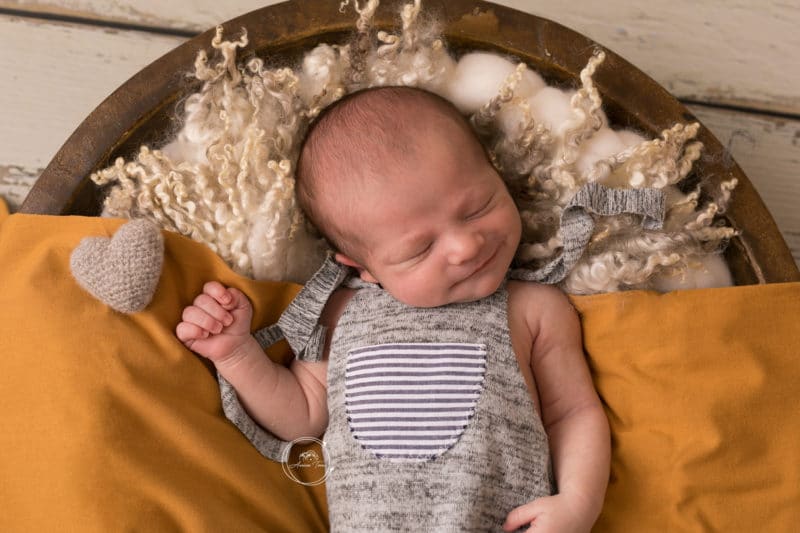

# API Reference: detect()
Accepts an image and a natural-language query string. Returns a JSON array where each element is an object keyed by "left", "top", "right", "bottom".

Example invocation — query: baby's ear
[{"left": 334, "top": 253, "right": 379, "bottom": 284}]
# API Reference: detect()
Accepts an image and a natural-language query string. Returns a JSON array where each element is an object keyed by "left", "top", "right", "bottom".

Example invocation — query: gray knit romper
[
  {"left": 227, "top": 256, "right": 553, "bottom": 532},
  {"left": 328, "top": 274, "right": 553, "bottom": 531},
  {"left": 218, "top": 183, "right": 666, "bottom": 532}
]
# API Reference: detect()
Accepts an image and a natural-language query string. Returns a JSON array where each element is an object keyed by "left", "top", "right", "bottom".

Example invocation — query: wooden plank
[
  {"left": 0, "top": 166, "right": 39, "bottom": 212},
  {"left": 0, "top": 0, "right": 274, "bottom": 32},
  {"left": 0, "top": 15, "right": 183, "bottom": 171},
  {"left": 688, "top": 104, "right": 800, "bottom": 266},
  {"left": 2, "top": 0, "right": 799, "bottom": 115},
  {"left": 497, "top": 0, "right": 800, "bottom": 116}
]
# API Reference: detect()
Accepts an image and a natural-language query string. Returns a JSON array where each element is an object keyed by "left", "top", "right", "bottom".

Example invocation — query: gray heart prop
[{"left": 70, "top": 219, "right": 164, "bottom": 313}]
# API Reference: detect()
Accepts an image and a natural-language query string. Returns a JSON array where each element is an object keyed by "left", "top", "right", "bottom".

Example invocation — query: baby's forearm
[
  {"left": 546, "top": 402, "right": 610, "bottom": 526},
  {"left": 215, "top": 336, "right": 328, "bottom": 441}
]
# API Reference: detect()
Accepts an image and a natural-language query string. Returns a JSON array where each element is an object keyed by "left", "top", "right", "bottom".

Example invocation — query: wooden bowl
[{"left": 20, "top": 0, "right": 800, "bottom": 285}]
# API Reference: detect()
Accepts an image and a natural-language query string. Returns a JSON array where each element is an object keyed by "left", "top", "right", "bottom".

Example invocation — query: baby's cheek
[{"left": 505, "top": 204, "right": 523, "bottom": 238}]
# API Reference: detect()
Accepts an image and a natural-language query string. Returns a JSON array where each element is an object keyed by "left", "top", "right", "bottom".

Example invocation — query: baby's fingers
[
  {"left": 175, "top": 320, "right": 209, "bottom": 345},
  {"left": 203, "top": 281, "right": 237, "bottom": 310},
  {"left": 182, "top": 305, "right": 225, "bottom": 335},
  {"left": 193, "top": 293, "right": 234, "bottom": 328}
]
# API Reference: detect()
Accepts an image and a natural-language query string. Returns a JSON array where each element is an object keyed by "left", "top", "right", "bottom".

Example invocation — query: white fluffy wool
[
  {"left": 650, "top": 253, "right": 733, "bottom": 291},
  {"left": 297, "top": 44, "right": 346, "bottom": 107},
  {"left": 92, "top": 1, "right": 738, "bottom": 294},
  {"left": 575, "top": 127, "right": 625, "bottom": 178},
  {"left": 617, "top": 129, "right": 647, "bottom": 149},
  {"left": 527, "top": 87, "right": 578, "bottom": 134},
  {"left": 444, "top": 52, "right": 545, "bottom": 114}
]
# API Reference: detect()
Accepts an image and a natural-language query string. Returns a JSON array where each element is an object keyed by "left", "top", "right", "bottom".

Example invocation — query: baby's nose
[{"left": 446, "top": 229, "right": 485, "bottom": 265}]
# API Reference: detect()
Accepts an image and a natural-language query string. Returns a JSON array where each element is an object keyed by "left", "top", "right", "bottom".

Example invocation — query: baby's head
[{"left": 296, "top": 86, "right": 521, "bottom": 307}]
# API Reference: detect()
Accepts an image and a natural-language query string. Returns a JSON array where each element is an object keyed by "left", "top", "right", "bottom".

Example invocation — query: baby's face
[{"left": 337, "top": 130, "right": 522, "bottom": 307}]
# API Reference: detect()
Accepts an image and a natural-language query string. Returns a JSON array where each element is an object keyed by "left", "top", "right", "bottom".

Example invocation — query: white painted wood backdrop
[{"left": 1, "top": 0, "right": 798, "bottom": 267}]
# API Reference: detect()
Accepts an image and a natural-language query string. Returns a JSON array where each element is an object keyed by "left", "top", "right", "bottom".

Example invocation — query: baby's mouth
[{"left": 470, "top": 245, "right": 499, "bottom": 278}]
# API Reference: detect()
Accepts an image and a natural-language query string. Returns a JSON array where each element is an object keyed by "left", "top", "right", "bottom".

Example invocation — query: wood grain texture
[
  {"left": 0, "top": 0, "right": 270, "bottom": 32},
  {"left": 0, "top": 16, "right": 183, "bottom": 170},
  {"left": 688, "top": 105, "right": 800, "bottom": 265},
  {"left": 3, "top": 0, "right": 798, "bottom": 114},
  {"left": 0, "top": 166, "right": 39, "bottom": 210},
  {"left": 497, "top": 0, "right": 800, "bottom": 116}
]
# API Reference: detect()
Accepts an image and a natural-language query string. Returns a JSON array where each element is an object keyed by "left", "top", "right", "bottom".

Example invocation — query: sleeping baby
[{"left": 176, "top": 86, "right": 610, "bottom": 532}]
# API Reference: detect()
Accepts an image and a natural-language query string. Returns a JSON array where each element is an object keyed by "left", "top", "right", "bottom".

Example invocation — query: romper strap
[
  {"left": 219, "top": 375, "right": 292, "bottom": 461},
  {"left": 218, "top": 254, "right": 350, "bottom": 462},
  {"left": 275, "top": 254, "right": 349, "bottom": 361},
  {"left": 253, "top": 323, "right": 284, "bottom": 349},
  {"left": 250, "top": 254, "right": 348, "bottom": 360},
  {"left": 510, "top": 183, "right": 665, "bottom": 284}
]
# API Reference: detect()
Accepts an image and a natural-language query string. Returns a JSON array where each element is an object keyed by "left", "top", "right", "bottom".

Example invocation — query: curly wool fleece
[{"left": 92, "top": 0, "right": 737, "bottom": 294}]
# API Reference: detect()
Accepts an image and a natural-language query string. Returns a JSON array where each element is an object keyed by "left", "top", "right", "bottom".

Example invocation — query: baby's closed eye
[
  {"left": 465, "top": 194, "right": 494, "bottom": 220},
  {"left": 409, "top": 242, "right": 433, "bottom": 260}
]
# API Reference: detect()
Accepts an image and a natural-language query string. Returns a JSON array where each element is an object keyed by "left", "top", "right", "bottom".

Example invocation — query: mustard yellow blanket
[{"left": 1, "top": 210, "right": 797, "bottom": 532}]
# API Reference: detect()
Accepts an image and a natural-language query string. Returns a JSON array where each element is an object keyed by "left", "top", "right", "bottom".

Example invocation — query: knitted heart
[{"left": 70, "top": 219, "right": 164, "bottom": 313}]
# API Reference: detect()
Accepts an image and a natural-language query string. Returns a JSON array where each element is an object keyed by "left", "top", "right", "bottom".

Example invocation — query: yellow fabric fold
[
  {"left": 570, "top": 284, "right": 800, "bottom": 532},
  {"left": 0, "top": 214, "right": 323, "bottom": 533},
  {"left": 0, "top": 212, "right": 797, "bottom": 532}
]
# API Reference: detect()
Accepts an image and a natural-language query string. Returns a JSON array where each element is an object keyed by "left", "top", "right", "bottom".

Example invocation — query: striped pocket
[{"left": 344, "top": 342, "right": 487, "bottom": 462}]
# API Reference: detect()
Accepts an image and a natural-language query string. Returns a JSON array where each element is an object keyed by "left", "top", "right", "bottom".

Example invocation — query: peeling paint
[
  {"left": 0, "top": 165, "right": 41, "bottom": 213},
  {"left": 0, "top": 165, "right": 42, "bottom": 184}
]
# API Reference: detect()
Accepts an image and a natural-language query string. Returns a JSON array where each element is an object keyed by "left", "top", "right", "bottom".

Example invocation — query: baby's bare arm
[
  {"left": 504, "top": 283, "right": 610, "bottom": 532},
  {"left": 176, "top": 282, "right": 329, "bottom": 441},
  {"left": 217, "top": 338, "right": 329, "bottom": 442}
]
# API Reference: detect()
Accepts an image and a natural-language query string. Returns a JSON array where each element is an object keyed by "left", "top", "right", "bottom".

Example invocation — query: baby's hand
[
  {"left": 175, "top": 281, "right": 254, "bottom": 364},
  {"left": 502, "top": 494, "right": 593, "bottom": 533}
]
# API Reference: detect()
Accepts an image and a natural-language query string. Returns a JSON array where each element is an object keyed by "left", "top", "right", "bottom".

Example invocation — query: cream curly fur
[{"left": 91, "top": 0, "right": 737, "bottom": 294}]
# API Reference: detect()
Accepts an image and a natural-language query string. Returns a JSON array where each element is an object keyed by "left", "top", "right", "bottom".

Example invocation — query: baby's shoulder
[
  {"left": 507, "top": 279, "right": 571, "bottom": 306},
  {"left": 506, "top": 280, "right": 578, "bottom": 328},
  {"left": 319, "top": 287, "right": 356, "bottom": 329}
]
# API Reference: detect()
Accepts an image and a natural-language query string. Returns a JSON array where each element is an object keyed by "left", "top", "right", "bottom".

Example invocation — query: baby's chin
[
  {"left": 447, "top": 256, "right": 511, "bottom": 304},
  {"left": 450, "top": 275, "right": 506, "bottom": 305},
  {"left": 385, "top": 248, "right": 516, "bottom": 307},
  {"left": 396, "top": 272, "right": 507, "bottom": 308}
]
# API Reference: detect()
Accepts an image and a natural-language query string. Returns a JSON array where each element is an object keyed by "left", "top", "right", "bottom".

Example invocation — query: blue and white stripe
[{"left": 345, "top": 342, "right": 487, "bottom": 462}]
